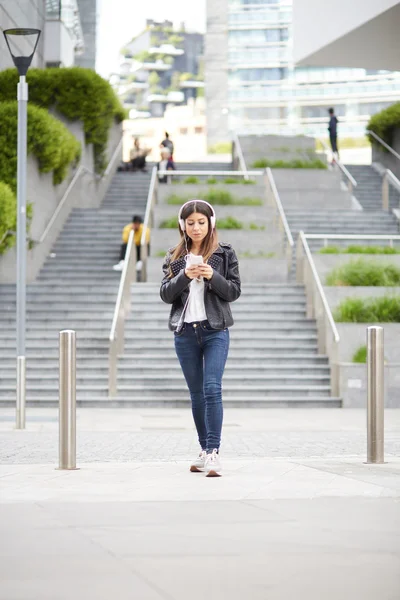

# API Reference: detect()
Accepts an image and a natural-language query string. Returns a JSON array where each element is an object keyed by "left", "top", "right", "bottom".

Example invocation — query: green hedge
[
  {"left": 166, "top": 189, "right": 262, "bottom": 206},
  {"left": 252, "top": 158, "right": 326, "bottom": 169},
  {"left": 0, "top": 182, "right": 16, "bottom": 255},
  {"left": 352, "top": 346, "right": 367, "bottom": 363},
  {"left": 367, "top": 102, "right": 400, "bottom": 149},
  {"left": 0, "top": 102, "right": 81, "bottom": 191},
  {"left": 326, "top": 259, "right": 400, "bottom": 286},
  {"left": 334, "top": 296, "right": 400, "bottom": 322},
  {"left": 0, "top": 68, "right": 126, "bottom": 172},
  {"left": 320, "top": 245, "right": 400, "bottom": 255}
]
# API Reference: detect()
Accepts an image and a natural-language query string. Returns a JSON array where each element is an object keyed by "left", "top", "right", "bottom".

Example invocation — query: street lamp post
[{"left": 3, "top": 28, "right": 41, "bottom": 429}]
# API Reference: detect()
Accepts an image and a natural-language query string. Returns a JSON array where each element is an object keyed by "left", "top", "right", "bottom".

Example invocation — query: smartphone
[{"left": 187, "top": 253, "right": 203, "bottom": 266}]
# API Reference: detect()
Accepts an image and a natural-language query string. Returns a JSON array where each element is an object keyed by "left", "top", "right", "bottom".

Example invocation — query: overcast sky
[{"left": 96, "top": 0, "right": 206, "bottom": 79}]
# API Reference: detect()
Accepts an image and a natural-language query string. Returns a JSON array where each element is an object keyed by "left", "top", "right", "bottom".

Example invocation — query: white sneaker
[
  {"left": 113, "top": 260, "right": 125, "bottom": 271},
  {"left": 190, "top": 450, "right": 206, "bottom": 473},
  {"left": 136, "top": 260, "right": 143, "bottom": 272},
  {"left": 205, "top": 449, "right": 222, "bottom": 477}
]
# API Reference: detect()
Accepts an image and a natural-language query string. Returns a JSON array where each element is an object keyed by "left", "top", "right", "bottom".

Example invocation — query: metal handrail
[
  {"left": 296, "top": 231, "right": 340, "bottom": 396},
  {"left": 382, "top": 169, "right": 400, "bottom": 211},
  {"left": 265, "top": 167, "right": 294, "bottom": 247},
  {"left": 297, "top": 232, "right": 339, "bottom": 344},
  {"left": 264, "top": 167, "right": 293, "bottom": 276},
  {"left": 140, "top": 166, "right": 158, "bottom": 281},
  {"left": 317, "top": 138, "right": 357, "bottom": 192},
  {"left": 158, "top": 170, "right": 262, "bottom": 177},
  {"left": 109, "top": 165, "right": 159, "bottom": 395},
  {"left": 38, "top": 138, "right": 123, "bottom": 244},
  {"left": 367, "top": 130, "right": 400, "bottom": 162},
  {"left": 108, "top": 229, "right": 136, "bottom": 397},
  {"left": 232, "top": 132, "right": 249, "bottom": 180}
]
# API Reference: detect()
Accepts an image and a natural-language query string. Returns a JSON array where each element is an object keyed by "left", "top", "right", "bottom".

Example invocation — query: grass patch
[
  {"left": 239, "top": 251, "right": 276, "bottom": 259},
  {"left": 222, "top": 177, "right": 256, "bottom": 185},
  {"left": 182, "top": 176, "right": 200, "bottom": 184},
  {"left": 207, "top": 178, "right": 217, "bottom": 184},
  {"left": 252, "top": 158, "right": 326, "bottom": 169},
  {"left": 320, "top": 245, "right": 400, "bottom": 255},
  {"left": 326, "top": 259, "right": 400, "bottom": 286},
  {"left": 334, "top": 296, "right": 400, "bottom": 323},
  {"left": 208, "top": 141, "right": 232, "bottom": 154},
  {"left": 166, "top": 189, "right": 262, "bottom": 206},
  {"left": 352, "top": 346, "right": 367, "bottom": 363},
  {"left": 159, "top": 216, "right": 264, "bottom": 230},
  {"left": 155, "top": 250, "right": 167, "bottom": 257}
]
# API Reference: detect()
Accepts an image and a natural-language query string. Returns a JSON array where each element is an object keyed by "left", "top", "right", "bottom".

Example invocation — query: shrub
[
  {"left": 252, "top": 158, "right": 326, "bottom": 169},
  {"left": 352, "top": 346, "right": 367, "bottom": 363},
  {"left": 166, "top": 190, "right": 262, "bottom": 206},
  {"left": 183, "top": 176, "right": 200, "bottom": 184},
  {"left": 334, "top": 296, "right": 400, "bottom": 322},
  {"left": 346, "top": 245, "right": 400, "bottom": 255},
  {"left": 207, "top": 178, "right": 217, "bottom": 184},
  {"left": 204, "top": 189, "right": 234, "bottom": 205},
  {"left": 319, "top": 246, "right": 341, "bottom": 254},
  {"left": 326, "top": 259, "right": 400, "bottom": 287},
  {"left": 208, "top": 142, "right": 232, "bottom": 154},
  {"left": 239, "top": 251, "right": 275, "bottom": 258},
  {"left": 367, "top": 102, "right": 400, "bottom": 149},
  {"left": 223, "top": 177, "right": 256, "bottom": 185},
  {"left": 0, "top": 182, "right": 16, "bottom": 255},
  {"left": 0, "top": 68, "right": 125, "bottom": 173},
  {"left": 0, "top": 102, "right": 81, "bottom": 190},
  {"left": 320, "top": 245, "right": 400, "bottom": 255},
  {"left": 217, "top": 217, "right": 243, "bottom": 229},
  {"left": 160, "top": 215, "right": 244, "bottom": 229}
]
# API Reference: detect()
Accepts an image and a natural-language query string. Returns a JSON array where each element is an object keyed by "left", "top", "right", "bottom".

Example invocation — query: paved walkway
[{"left": 1, "top": 408, "right": 399, "bottom": 600}]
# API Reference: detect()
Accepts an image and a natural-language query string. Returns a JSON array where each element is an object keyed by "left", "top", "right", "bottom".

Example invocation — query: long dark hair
[{"left": 170, "top": 200, "right": 219, "bottom": 265}]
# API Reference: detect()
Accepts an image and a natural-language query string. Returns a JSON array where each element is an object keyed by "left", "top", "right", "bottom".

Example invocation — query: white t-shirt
[{"left": 184, "top": 278, "right": 207, "bottom": 323}]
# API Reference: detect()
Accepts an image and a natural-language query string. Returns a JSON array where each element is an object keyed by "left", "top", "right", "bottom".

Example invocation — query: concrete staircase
[
  {"left": 344, "top": 164, "right": 400, "bottom": 211},
  {"left": 123, "top": 283, "right": 337, "bottom": 407},
  {"left": 0, "top": 171, "right": 151, "bottom": 403}
]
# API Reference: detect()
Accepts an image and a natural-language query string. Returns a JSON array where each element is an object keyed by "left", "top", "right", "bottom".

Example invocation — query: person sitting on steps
[{"left": 113, "top": 215, "right": 151, "bottom": 272}]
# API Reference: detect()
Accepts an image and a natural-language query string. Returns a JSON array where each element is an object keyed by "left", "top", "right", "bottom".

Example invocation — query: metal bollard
[
  {"left": 59, "top": 330, "right": 77, "bottom": 470},
  {"left": 367, "top": 326, "right": 384, "bottom": 464},
  {"left": 16, "top": 356, "right": 26, "bottom": 429}
]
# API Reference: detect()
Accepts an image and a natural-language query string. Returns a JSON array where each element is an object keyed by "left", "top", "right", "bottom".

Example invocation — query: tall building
[
  {"left": 0, "top": 0, "right": 46, "bottom": 70},
  {"left": 112, "top": 20, "right": 204, "bottom": 119},
  {"left": 205, "top": 0, "right": 400, "bottom": 146},
  {"left": 0, "top": 1, "right": 84, "bottom": 72},
  {"left": 75, "top": 0, "right": 97, "bottom": 69},
  {"left": 44, "top": 0, "right": 84, "bottom": 67}
]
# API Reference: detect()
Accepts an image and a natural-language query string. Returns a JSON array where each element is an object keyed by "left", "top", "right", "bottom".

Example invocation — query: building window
[
  {"left": 180, "top": 127, "right": 188, "bottom": 135},
  {"left": 195, "top": 127, "right": 203, "bottom": 134}
]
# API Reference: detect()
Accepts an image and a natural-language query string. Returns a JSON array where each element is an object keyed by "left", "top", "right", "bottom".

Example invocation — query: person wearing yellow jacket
[{"left": 113, "top": 215, "right": 151, "bottom": 271}]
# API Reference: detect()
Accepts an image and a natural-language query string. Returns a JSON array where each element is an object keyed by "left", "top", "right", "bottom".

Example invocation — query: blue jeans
[{"left": 174, "top": 321, "right": 230, "bottom": 452}]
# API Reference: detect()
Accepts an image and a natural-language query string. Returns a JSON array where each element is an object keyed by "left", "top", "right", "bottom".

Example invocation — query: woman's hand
[
  {"left": 198, "top": 264, "right": 214, "bottom": 280},
  {"left": 185, "top": 265, "right": 202, "bottom": 279}
]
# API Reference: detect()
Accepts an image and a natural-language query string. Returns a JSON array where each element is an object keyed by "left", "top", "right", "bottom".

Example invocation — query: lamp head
[{"left": 3, "top": 28, "right": 41, "bottom": 76}]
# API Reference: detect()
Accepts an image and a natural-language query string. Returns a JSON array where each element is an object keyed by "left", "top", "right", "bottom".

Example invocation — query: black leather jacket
[{"left": 160, "top": 243, "right": 241, "bottom": 331}]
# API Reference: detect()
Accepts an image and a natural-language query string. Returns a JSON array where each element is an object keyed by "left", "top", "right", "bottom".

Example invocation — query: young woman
[{"left": 160, "top": 200, "right": 241, "bottom": 477}]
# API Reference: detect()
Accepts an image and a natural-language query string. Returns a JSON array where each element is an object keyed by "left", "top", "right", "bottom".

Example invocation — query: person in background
[
  {"left": 328, "top": 108, "right": 339, "bottom": 163},
  {"left": 130, "top": 137, "right": 150, "bottom": 172},
  {"left": 113, "top": 215, "right": 150, "bottom": 271},
  {"left": 161, "top": 132, "right": 174, "bottom": 157},
  {"left": 157, "top": 147, "right": 176, "bottom": 183}
]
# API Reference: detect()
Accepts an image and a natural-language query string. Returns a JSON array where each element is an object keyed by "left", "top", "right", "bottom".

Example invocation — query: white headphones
[{"left": 178, "top": 199, "right": 216, "bottom": 232}]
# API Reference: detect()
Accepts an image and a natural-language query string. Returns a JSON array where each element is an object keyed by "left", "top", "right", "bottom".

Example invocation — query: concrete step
[
  {"left": 0, "top": 383, "right": 331, "bottom": 398},
  {"left": 0, "top": 363, "right": 330, "bottom": 375},
  {"left": 0, "top": 396, "right": 341, "bottom": 407}
]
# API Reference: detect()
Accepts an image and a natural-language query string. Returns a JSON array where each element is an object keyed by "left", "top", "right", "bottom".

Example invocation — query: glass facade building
[{"left": 206, "top": 0, "right": 400, "bottom": 143}]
